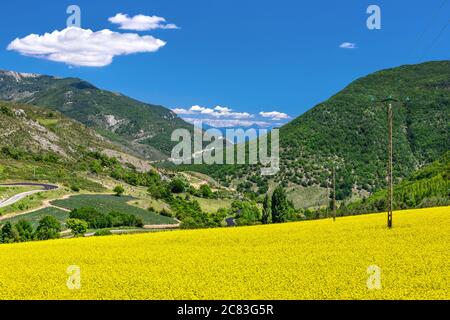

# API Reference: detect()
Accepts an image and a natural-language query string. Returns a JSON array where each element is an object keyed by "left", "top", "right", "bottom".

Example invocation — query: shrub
[
  {"left": 70, "top": 207, "right": 111, "bottom": 229},
  {"left": 169, "top": 178, "right": 187, "bottom": 193},
  {"left": 160, "top": 208, "right": 173, "bottom": 218},
  {"left": 199, "top": 184, "right": 214, "bottom": 198},
  {"left": 113, "top": 185, "right": 125, "bottom": 197},
  {"left": 66, "top": 218, "right": 89, "bottom": 237},
  {"left": 108, "top": 211, "right": 144, "bottom": 228},
  {"left": 0, "top": 105, "right": 13, "bottom": 116},
  {"left": 70, "top": 185, "right": 81, "bottom": 192},
  {"left": 0, "top": 222, "right": 20, "bottom": 243},
  {"left": 34, "top": 216, "right": 61, "bottom": 240},
  {"left": 15, "top": 220, "right": 34, "bottom": 242},
  {"left": 94, "top": 229, "right": 112, "bottom": 236},
  {"left": 230, "top": 200, "right": 261, "bottom": 226},
  {"left": 69, "top": 207, "right": 143, "bottom": 229}
]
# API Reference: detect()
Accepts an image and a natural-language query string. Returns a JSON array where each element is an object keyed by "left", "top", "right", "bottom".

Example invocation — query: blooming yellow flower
[{"left": 0, "top": 206, "right": 448, "bottom": 300}]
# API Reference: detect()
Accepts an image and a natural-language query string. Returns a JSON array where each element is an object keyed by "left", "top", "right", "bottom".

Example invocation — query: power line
[
  {"left": 420, "top": 19, "right": 450, "bottom": 60},
  {"left": 408, "top": 0, "right": 448, "bottom": 60}
]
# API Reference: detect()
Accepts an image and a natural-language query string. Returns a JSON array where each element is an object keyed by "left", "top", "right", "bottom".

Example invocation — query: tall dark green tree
[
  {"left": 0, "top": 222, "right": 19, "bottom": 243},
  {"left": 34, "top": 216, "right": 61, "bottom": 240},
  {"left": 271, "top": 185, "right": 289, "bottom": 223},
  {"left": 262, "top": 194, "right": 272, "bottom": 224},
  {"left": 15, "top": 220, "right": 34, "bottom": 242}
]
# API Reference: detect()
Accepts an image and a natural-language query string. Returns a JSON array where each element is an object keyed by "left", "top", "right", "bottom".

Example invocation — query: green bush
[
  {"left": 169, "top": 178, "right": 187, "bottom": 193},
  {"left": 230, "top": 200, "right": 261, "bottom": 226},
  {"left": 160, "top": 208, "right": 173, "bottom": 218},
  {"left": 66, "top": 218, "right": 89, "bottom": 237},
  {"left": 15, "top": 220, "right": 34, "bottom": 242},
  {"left": 34, "top": 216, "right": 61, "bottom": 240},
  {"left": 69, "top": 207, "right": 143, "bottom": 229},
  {"left": 0, "top": 222, "right": 20, "bottom": 243},
  {"left": 199, "top": 184, "right": 214, "bottom": 198},
  {"left": 94, "top": 229, "right": 112, "bottom": 236},
  {"left": 70, "top": 185, "right": 81, "bottom": 192},
  {"left": 113, "top": 185, "right": 125, "bottom": 197}
]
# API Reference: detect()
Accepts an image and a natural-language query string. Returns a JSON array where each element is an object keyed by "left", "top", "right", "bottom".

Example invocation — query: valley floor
[{"left": 0, "top": 206, "right": 448, "bottom": 300}]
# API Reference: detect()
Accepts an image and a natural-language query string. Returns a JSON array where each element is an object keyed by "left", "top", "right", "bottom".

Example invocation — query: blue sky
[{"left": 0, "top": 0, "right": 449, "bottom": 128}]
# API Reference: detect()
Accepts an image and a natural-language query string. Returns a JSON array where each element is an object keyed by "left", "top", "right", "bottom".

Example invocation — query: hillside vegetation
[
  {"left": 340, "top": 151, "right": 450, "bottom": 215},
  {"left": 0, "top": 70, "right": 194, "bottom": 159},
  {"left": 181, "top": 61, "right": 450, "bottom": 201}
]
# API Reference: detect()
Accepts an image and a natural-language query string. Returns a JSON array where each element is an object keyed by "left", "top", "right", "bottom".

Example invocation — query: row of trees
[
  {"left": 0, "top": 216, "right": 62, "bottom": 244},
  {"left": 262, "top": 185, "right": 291, "bottom": 224},
  {"left": 230, "top": 185, "right": 292, "bottom": 226},
  {"left": 0, "top": 206, "right": 145, "bottom": 244}
]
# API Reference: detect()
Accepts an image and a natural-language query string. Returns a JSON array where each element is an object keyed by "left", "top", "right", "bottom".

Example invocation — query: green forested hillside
[
  {"left": 180, "top": 61, "right": 450, "bottom": 201},
  {"left": 340, "top": 152, "right": 449, "bottom": 214},
  {"left": 0, "top": 70, "right": 193, "bottom": 160}
]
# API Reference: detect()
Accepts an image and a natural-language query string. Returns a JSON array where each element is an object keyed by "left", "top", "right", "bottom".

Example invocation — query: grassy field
[
  {"left": 194, "top": 197, "right": 233, "bottom": 213},
  {"left": 51, "top": 195, "right": 176, "bottom": 225},
  {"left": 2, "top": 207, "right": 69, "bottom": 228},
  {"left": 285, "top": 184, "right": 328, "bottom": 209},
  {"left": 0, "top": 206, "right": 448, "bottom": 300}
]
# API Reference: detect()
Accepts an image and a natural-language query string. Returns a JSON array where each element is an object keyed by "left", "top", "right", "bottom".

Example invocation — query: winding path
[
  {"left": 0, "top": 183, "right": 181, "bottom": 231},
  {"left": 0, "top": 183, "right": 59, "bottom": 209}
]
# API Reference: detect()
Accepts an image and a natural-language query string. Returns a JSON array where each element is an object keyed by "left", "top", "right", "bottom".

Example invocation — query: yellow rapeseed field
[{"left": 0, "top": 206, "right": 448, "bottom": 300}]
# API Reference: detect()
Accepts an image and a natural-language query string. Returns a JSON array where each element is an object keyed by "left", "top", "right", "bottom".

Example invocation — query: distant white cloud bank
[
  {"left": 7, "top": 27, "right": 166, "bottom": 67},
  {"left": 183, "top": 118, "right": 275, "bottom": 128},
  {"left": 172, "top": 105, "right": 253, "bottom": 119},
  {"left": 172, "top": 105, "right": 291, "bottom": 128},
  {"left": 109, "top": 13, "right": 179, "bottom": 31}
]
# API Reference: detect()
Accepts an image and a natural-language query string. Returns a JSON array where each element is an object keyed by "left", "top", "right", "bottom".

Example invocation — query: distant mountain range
[{"left": 0, "top": 70, "right": 194, "bottom": 160}]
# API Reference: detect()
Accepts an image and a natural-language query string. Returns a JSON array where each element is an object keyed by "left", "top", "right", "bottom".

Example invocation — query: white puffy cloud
[
  {"left": 181, "top": 105, "right": 253, "bottom": 119},
  {"left": 109, "top": 13, "right": 179, "bottom": 31},
  {"left": 214, "top": 106, "right": 232, "bottom": 113},
  {"left": 171, "top": 108, "right": 194, "bottom": 115},
  {"left": 7, "top": 27, "right": 166, "bottom": 67},
  {"left": 339, "top": 42, "right": 356, "bottom": 49},
  {"left": 190, "top": 105, "right": 206, "bottom": 112},
  {"left": 184, "top": 118, "right": 273, "bottom": 128},
  {"left": 259, "top": 111, "right": 290, "bottom": 120}
]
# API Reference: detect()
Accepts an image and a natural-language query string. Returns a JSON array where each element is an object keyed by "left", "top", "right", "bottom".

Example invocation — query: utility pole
[
  {"left": 332, "top": 166, "right": 336, "bottom": 221},
  {"left": 326, "top": 178, "right": 330, "bottom": 218},
  {"left": 382, "top": 96, "right": 398, "bottom": 228}
]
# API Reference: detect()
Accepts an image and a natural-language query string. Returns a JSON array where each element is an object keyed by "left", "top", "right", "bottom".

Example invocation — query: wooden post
[
  {"left": 387, "top": 103, "right": 393, "bottom": 228},
  {"left": 382, "top": 96, "right": 398, "bottom": 228},
  {"left": 326, "top": 178, "right": 330, "bottom": 218},
  {"left": 333, "top": 166, "right": 336, "bottom": 221}
]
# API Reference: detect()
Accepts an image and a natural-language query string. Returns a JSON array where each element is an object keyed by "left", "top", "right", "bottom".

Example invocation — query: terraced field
[
  {"left": 0, "top": 206, "right": 448, "bottom": 300},
  {"left": 51, "top": 195, "right": 176, "bottom": 225},
  {"left": 1, "top": 207, "right": 69, "bottom": 227}
]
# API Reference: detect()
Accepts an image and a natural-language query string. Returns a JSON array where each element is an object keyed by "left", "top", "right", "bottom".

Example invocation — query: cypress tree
[
  {"left": 271, "top": 185, "right": 289, "bottom": 223},
  {"left": 262, "top": 194, "right": 272, "bottom": 224}
]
